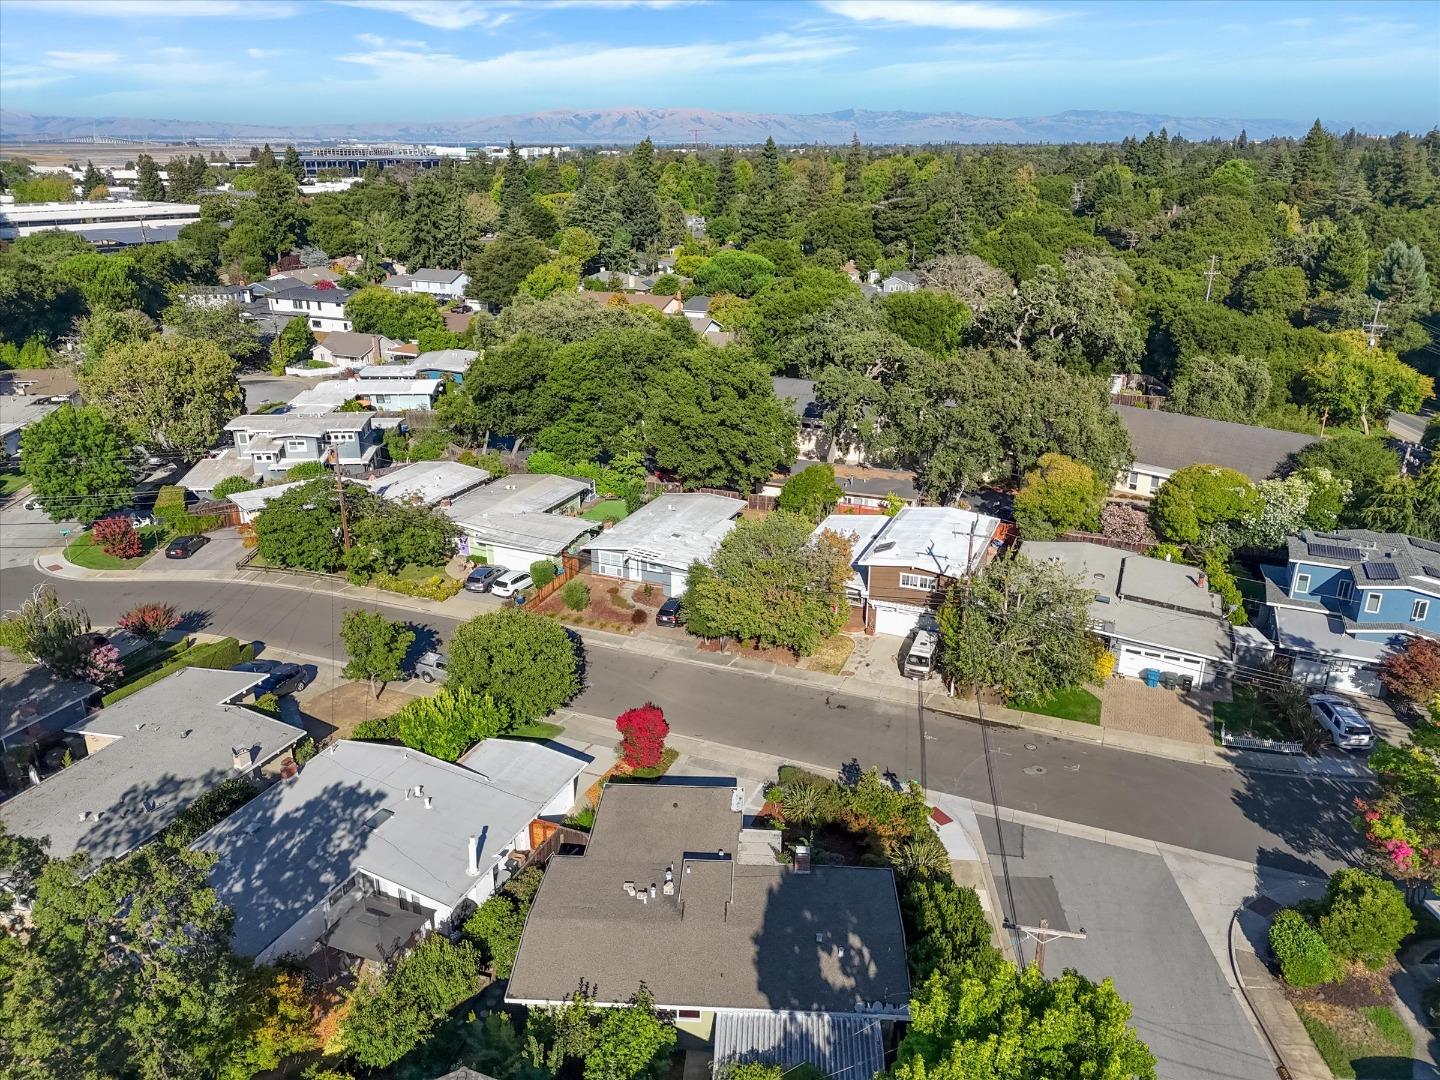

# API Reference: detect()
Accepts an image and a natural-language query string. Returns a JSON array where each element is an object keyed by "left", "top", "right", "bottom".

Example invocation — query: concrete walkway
[{"left": 36, "top": 547, "right": 1375, "bottom": 780}]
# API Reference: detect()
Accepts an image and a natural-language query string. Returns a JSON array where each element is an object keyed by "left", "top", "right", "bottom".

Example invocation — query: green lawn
[
  {"left": 394, "top": 562, "right": 448, "bottom": 581},
  {"left": 1213, "top": 685, "right": 1292, "bottom": 743},
  {"left": 1297, "top": 1004, "right": 1412, "bottom": 1080},
  {"left": 1013, "top": 687, "right": 1102, "bottom": 725},
  {"left": 582, "top": 498, "right": 629, "bottom": 523},
  {"left": 506, "top": 720, "right": 566, "bottom": 741},
  {"left": 63, "top": 526, "right": 166, "bottom": 570},
  {"left": 0, "top": 470, "right": 26, "bottom": 498}
]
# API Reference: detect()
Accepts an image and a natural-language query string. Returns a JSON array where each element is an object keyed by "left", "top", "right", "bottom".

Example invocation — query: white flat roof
[
  {"left": 582, "top": 493, "right": 744, "bottom": 570},
  {"left": 359, "top": 461, "right": 490, "bottom": 505},
  {"left": 854, "top": 507, "right": 1000, "bottom": 576}
]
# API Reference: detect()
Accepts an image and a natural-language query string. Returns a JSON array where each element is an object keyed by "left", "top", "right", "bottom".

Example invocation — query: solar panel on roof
[
  {"left": 1412, "top": 537, "right": 1440, "bottom": 555},
  {"left": 1307, "top": 542, "right": 1363, "bottom": 561},
  {"left": 1362, "top": 562, "right": 1401, "bottom": 581},
  {"left": 1424, "top": 566, "right": 1440, "bottom": 579}
]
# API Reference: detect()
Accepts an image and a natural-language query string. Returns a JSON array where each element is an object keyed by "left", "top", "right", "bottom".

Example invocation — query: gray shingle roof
[
  {"left": 772, "top": 377, "right": 821, "bottom": 423},
  {"left": 1288, "top": 529, "right": 1440, "bottom": 593},
  {"left": 196, "top": 738, "right": 588, "bottom": 957},
  {"left": 1114, "top": 405, "right": 1318, "bottom": 481},
  {"left": 0, "top": 669, "right": 299, "bottom": 864},
  {"left": 506, "top": 782, "right": 911, "bottom": 1013}
]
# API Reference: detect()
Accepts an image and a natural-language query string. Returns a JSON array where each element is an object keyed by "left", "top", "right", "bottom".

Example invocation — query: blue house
[{"left": 1263, "top": 529, "right": 1440, "bottom": 696}]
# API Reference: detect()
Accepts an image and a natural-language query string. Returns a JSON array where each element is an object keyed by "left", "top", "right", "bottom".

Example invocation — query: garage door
[
  {"left": 872, "top": 604, "right": 922, "bottom": 637},
  {"left": 1116, "top": 644, "right": 1207, "bottom": 686}
]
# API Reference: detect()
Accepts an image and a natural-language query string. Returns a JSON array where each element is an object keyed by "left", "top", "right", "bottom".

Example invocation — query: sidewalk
[{"left": 35, "top": 547, "right": 1374, "bottom": 780}]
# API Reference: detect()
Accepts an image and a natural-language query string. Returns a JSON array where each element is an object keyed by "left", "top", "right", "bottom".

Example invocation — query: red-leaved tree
[
  {"left": 1379, "top": 637, "right": 1440, "bottom": 706},
  {"left": 117, "top": 602, "right": 179, "bottom": 640},
  {"left": 91, "top": 516, "right": 141, "bottom": 559},
  {"left": 616, "top": 703, "right": 669, "bottom": 770}
]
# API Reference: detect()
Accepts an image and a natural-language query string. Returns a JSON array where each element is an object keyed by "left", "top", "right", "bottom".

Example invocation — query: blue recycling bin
[{"left": 1142, "top": 668, "right": 1162, "bottom": 688}]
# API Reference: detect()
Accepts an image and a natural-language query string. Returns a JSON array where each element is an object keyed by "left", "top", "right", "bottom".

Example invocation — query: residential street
[{"left": 0, "top": 565, "right": 1368, "bottom": 876}]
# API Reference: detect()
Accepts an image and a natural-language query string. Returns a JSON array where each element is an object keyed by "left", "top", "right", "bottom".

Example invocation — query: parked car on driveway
[
  {"left": 1308, "top": 693, "right": 1376, "bottom": 751},
  {"left": 235, "top": 660, "right": 309, "bottom": 697},
  {"left": 415, "top": 651, "right": 447, "bottom": 683},
  {"left": 655, "top": 597, "right": 682, "bottom": 626},
  {"left": 490, "top": 570, "right": 533, "bottom": 599},
  {"left": 165, "top": 534, "right": 209, "bottom": 559},
  {"left": 464, "top": 565, "right": 504, "bottom": 593}
]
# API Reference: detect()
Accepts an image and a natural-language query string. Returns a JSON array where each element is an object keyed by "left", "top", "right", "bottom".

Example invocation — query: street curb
[{"left": 29, "top": 551, "right": 1374, "bottom": 782}]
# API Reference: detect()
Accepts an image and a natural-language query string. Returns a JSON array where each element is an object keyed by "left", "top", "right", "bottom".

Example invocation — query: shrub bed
[
  {"left": 371, "top": 571, "right": 463, "bottom": 601},
  {"left": 102, "top": 637, "right": 254, "bottom": 705}
]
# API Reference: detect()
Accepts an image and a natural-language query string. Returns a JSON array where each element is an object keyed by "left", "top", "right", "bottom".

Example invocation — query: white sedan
[{"left": 1307, "top": 694, "right": 1376, "bottom": 751}]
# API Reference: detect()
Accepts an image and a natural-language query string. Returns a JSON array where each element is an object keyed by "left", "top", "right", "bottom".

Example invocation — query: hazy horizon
[{"left": 0, "top": 0, "right": 1436, "bottom": 132}]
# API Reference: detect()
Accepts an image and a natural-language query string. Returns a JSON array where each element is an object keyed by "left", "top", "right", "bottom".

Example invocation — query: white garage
[
  {"left": 870, "top": 601, "right": 929, "bottom": 638},
  {"left": 1114, "top": 643, "right": 1212, "bottom": 688},
  {"left": 1291, "top": 657, "right": 1385, "bottom": 697}
]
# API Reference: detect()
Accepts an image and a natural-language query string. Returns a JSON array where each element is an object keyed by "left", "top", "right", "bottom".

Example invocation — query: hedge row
[{"left": 102, "top": 636, "right": 254, "bottom": 705}]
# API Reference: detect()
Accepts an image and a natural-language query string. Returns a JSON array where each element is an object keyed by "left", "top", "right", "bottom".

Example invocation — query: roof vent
[
  {"left": 624, "top": 881, "right": 637, "bottom": 896},
  {"left": 231, "top": 745, "right": 255, "bottom": 770},
  {"left": 424, "top": 796, "right": 433, "bottom": 809}
]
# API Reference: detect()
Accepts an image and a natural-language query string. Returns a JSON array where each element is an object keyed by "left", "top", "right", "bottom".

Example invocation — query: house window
[
  {"left": 1413, "top": 599, "right": 1430, "bottom": 622},
  {"left": 286, "top": 439, "right": 308, "bottom": 452},
  {"left": 1337, "top": 579, "right": 1353, "bottom": 601},
  {"left": 311, "top": 320, "right": 322, "bottom": 329},
  {"left": 899, "top": 572, "right": 937, "bottom": 591},
  {"left": 1365, "top": 593, "right": 1382, "bottom": 614},
  {"left": 1125, "top": 471, "right": 1140, "bottom": 491},
  {"left": 1294, "top": 573, "right": 1311, "bottom": 594}
]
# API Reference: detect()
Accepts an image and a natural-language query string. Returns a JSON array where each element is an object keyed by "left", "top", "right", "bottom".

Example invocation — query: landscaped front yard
[
  {"left": 63, "top": 526, "right": 167, "bottom": 570},
  {"left": 0, "top": 470, "right": 26, "bottom": 499},
  {"left": 1014, "top": 686, "right": 1102, "bottom": 725},
  {"left": 1212, "top": 685, "right": 1292, "bottom": 744}
]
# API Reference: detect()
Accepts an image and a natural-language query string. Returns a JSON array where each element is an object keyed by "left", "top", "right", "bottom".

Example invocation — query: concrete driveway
[
  {"left": 133, "top": 527, "right": 246, "bottom": 578},
  {"left": 979, "top": 822, "right": 1275, "bottom": 1080},
  {"left": 240, "top": 373, "right": 315, "bottom": 411}
]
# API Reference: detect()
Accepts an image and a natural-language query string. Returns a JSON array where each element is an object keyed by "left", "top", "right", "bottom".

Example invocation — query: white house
[
  {"left": 267, "top": 284, "right": 353, "bottom": 333},
  {"left": 880, "top": 270, "right": 920, "bottom": 294},
  {"left": 286, "top": 377, "right": 445, "bottom": 414},
  {"left": 1023, "top": 540, "right": 1258, "bottom": 690},
  {"left": 581, "top": 492, "right": 744, "bottom": 597},
  {"left": 195, "top": 738, "right": 589, "bottom": 964},
  {"left": 358, "top": 460, "right": 491, "bottom": 506},
  {"left": 442, "top": 473, "right": 595, "bottom": 573},
  {"left": 383, "top": 268, "right": 469, "bottom": 300}
]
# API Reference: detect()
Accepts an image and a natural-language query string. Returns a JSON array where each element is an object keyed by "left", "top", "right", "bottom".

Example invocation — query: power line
[{"left": 1363, "top": 300, "right": 1389, "bottom": 350}]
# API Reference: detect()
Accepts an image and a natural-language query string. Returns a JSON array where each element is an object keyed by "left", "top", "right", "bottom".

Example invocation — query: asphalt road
[{"left": 0, "top": 566, "right": 1367, "bottom": 875}]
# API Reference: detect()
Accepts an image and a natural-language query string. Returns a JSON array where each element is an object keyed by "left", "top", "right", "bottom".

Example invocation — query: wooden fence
[
  {"left": 526, "top": 553, "right": 584, "bottom": 606},
  {"left": 1056, "top": 529, "right": 1150, "bottom": 553},
  {"left": 644, "top": 479, "right": 775, "bottom": 511},
  {"left": 1110, "top": 392, "right": 1166, "bottom": 410}
]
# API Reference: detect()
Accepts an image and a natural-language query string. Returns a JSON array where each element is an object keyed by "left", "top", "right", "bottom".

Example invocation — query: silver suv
[
  {"left": 1307, "top": 694, "right": 1376, "bottom": 751},
  {"left": 415, "top": 651, "right": 447, "bottom": 684}
]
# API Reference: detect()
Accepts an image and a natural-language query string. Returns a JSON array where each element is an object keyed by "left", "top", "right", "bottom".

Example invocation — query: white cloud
[
  {"left": 335, "top": 1, "right": 512, "bottom": 31},
  {"left": 817, "top": 0, "right": 1060, "bottom": 30},
  {"left": 333, "top": 33, "right": 855, "bottom": 92},
  {"left": 246, "top": 47, "right": 287, "bottom": 58},
  {"left": 4, "top": 0, "right": 297, "bottom": 17},
  {"left": 45, "top": 49, "right": 121, "bottom": 67},
  {"left": 0, "top": 64, "right": 69, "bottom": 92}
]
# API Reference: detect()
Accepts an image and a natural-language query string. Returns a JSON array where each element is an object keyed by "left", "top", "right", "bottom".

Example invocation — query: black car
[
  {"left": 655, "top": 597, "right": 682, "bottom": 626},
  {"left": 235, "top": 660, "right": 309, "bottom": 697},
  {"left": 165, "top": 534, "right": 209, "bottom": 559},
  {"left": 464, "top": 565, "right": 504, "bottom": 593}
]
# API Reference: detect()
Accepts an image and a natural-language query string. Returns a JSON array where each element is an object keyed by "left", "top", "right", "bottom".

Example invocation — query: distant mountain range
[{"left": 0, "top": 106, "right": 1320, "bottom": 146}]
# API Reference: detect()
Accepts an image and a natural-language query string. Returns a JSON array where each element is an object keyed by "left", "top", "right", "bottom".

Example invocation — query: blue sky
[{"left": 1, "top": 0, "right": 1437, "bottom": 128}]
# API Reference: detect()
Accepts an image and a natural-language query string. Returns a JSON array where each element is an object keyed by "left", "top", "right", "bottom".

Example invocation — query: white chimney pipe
[
  {"left": 467, "top": 835, "right": 480, "bottom": 876},
  {"left": 424, "top": 796, "right": 433, "bottom": 809}
]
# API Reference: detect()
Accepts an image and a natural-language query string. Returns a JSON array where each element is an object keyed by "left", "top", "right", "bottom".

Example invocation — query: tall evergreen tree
[
  {"left": 499, "top": 142, "right": 531, "bottom": 233},
  {"left": 713, "top": 147, "right": 738, "bottom": 215},
  {"left": 743, "top": 137, "right": 786, "bottom": 243},
  {"left": 620, "top": 137, "right": 662, "bottom": 254},
  {"left": 134, "top": 154, "right": 164, "bottom": 201},
  {"left": 1372, "top": 240, "right": 1432, "bottom": 320},
  {"left": 281, "top": 144, "right": 304, "bottom": 182},
  {"left": 80, "top": 160, "right": 105, "bottom": 198},
  {"left": 538, "top": 153, "right": 563, "bottom": 195},
  {"left": 1293, "top": 119, "right": 1336, "bottom": 206},
  {"left": 408, "top": 171, "right": 464, "bottom": 269},
  {"left": 256, "top": 143, "right": 277, "bottom": 170},
  {"left": 843, "top": 133, "right": 866, "bottom": 201}
]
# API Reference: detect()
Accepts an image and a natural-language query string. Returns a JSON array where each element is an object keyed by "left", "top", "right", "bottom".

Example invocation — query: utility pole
[
  {"left": 330, "top": 447, "right": 351, "bottom": 551},
  {"left": 1003, "top": 918, "right": 1088, "bottom": 975},
  {"left": 1363, "top": 300, "right": 1389, "bottom": 350},
  {"left": 1203, "top": 254, "right": 1221, "bottom": 302},
  {"left": 690, "top": 128, "right": 702, "bottom": 152}
]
